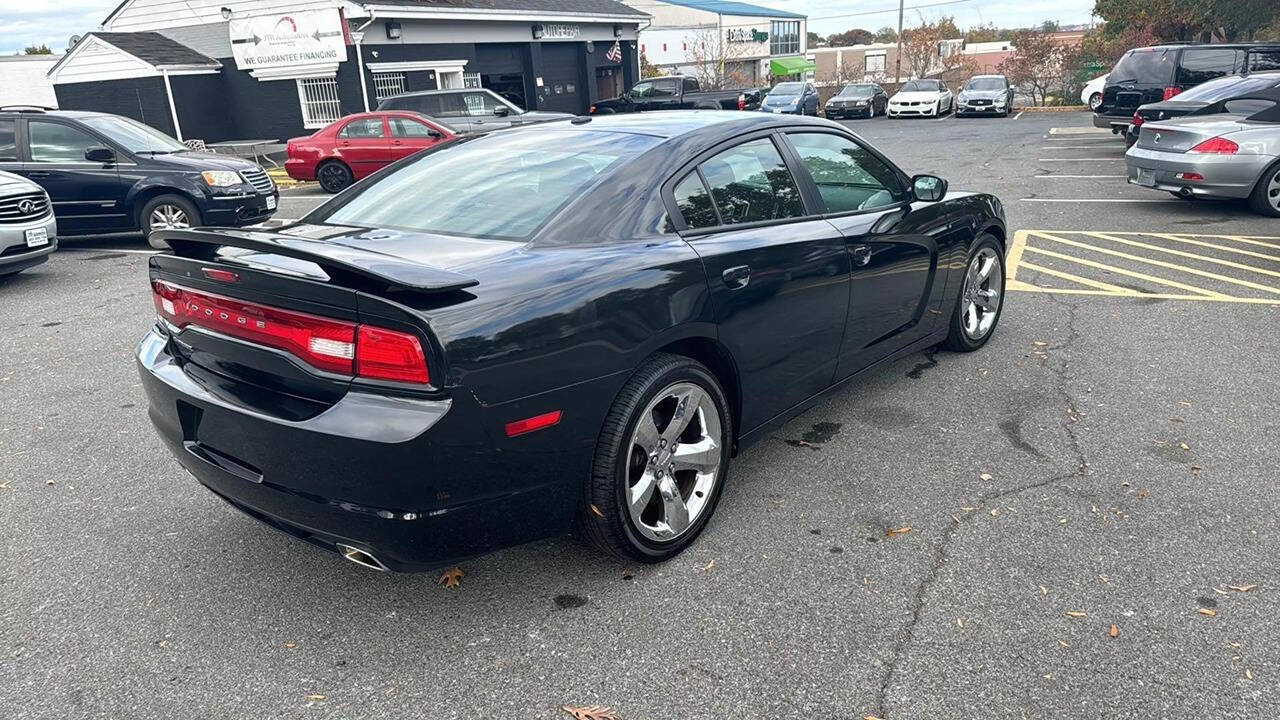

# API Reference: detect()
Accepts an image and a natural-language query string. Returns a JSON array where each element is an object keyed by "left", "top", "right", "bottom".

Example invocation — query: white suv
[{"left": 0, "top": 170, "right": 57, "bottom": 277}]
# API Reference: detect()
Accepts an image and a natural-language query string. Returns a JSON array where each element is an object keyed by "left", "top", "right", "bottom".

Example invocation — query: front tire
[
  {"left": 1088, "top": 92, "right": 1102, "bottom": 111},
  {"left": 1248, "top": 161, "right": 1280, "bottom": 217},
  {"left": 139, "top": 194, "right": 199, "bottom": 249},
  {"left": 942, "top": 234, "right": 1005, "bottom": 352},
  {"left": 576, "top": 353, "right": 733, "bottom": 563},
  {"left": 316, "top": 160, "right": 353, "bottom": 193}
]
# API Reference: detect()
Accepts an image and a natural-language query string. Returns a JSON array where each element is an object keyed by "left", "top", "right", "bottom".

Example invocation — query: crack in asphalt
[{"left": 873, "top": 294, "right": 1088, "bottom": 719}]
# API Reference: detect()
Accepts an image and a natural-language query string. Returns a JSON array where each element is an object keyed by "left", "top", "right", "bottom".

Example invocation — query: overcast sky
[{"left": 1, "top": 0, "right": 1099, "bottom": 55}]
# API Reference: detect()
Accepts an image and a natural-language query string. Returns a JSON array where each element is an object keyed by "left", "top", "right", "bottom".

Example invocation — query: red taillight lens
[
  {"left": 1188, "top": 136, "right": 1239, "bottom": 154},
  {"left": 152, "top": 280, "right": 431, "bottom": 384},
  {"left": 738, "top": 94, "right": 746, "bottom": 110},
  {"left": 505, "top": 410, "right": 562, "bottom": 437},
  {"left": 1131, "top": 113, "right": 1144, "bottom": 127},
  {"left": 1175, "top": 171, "right": 1204, "bottom": 181},
  {"left": 356, "top": 325, "right": 430, "bottom": 384},
  {"left": 1163, "top": 86, "right": 1182, "bottom": 100}
]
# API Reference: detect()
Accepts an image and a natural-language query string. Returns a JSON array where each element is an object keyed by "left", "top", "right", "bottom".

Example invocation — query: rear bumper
[
  {"left": 1093, "top": 113, "right": 1129, "bottom": 130},
  {"left": 0, "top": 213, "right": 58, "bottom": 274},
  {"left": 1124, "top": 147, "right": 1273, "bottom": 199},
  {"left": 284, "top": 159, "right": 315, "bottom": 182},
  {"left": 136, "top": 327, "right": 597, "bottom": 571}
]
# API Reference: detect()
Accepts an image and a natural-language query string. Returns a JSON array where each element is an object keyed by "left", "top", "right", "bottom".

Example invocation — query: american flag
[{"left": 605, "top": 40, "right": 622, "bottom": 63}]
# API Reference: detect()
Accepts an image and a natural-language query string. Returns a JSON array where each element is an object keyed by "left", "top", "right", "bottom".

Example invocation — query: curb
[{"left": 266, "top": 169, "right": 311, "bottom": 188}]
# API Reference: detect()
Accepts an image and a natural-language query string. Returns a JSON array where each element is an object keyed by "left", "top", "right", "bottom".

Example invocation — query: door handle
[
  {"left": 27, "top": 171, "right": 51, "bottom": 178},
  {"left": 850, "top": 245, "right": 872, "bottom": 267},
  {"left": 721, "top": 265, "right": 751, "bottom": 289}
]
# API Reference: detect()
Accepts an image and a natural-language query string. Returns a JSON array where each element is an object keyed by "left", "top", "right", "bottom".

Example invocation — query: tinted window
[
  {"left": 1248, "top": 50, "right": 1280, "bottom": 73},
  {"left": 433, "top": 94, "right": 469, "bottom": 118},
  {"left": 0, "top": 119, "right": 16, "bottom": 161},
  {"left": 673, "top": 172, "right": 718, "bottom": 229},
  {"left": 838, "top": 85, "right": 875, "bottom": 98},
  {"left": 787, "top": 133, "right": 904, "bottom": 213},
  {"left": 900, "top": 80, "right": 940, "bottom": 92},
  {"left": 682, "top": 77, "right": 699, "bottom": 92},
  {"left": 1223, "top": 98, "right": 1275, "bottom": 115},
  {"left": 698, "top": 138, "right": 804, "bottom": 225},
  {"left": 338, "top": 118, "right": 386, "bottom": 138},
  {"left": 652, "top": 80, "right": 677, "bottom": 97},
  {"left": 461, "top": 91, "right": 500, "bottom": 116},
  {"left": 389, "top": 117, "right": 438, "bottom": 138},
  {"left": 1110, "top": 48, "right": 1173, "bottom": 84},
  {"left": 28, "top": 121, "right": 102, "bottom": 163},
  {"left": 1177, "top": 48, "right": 1241, "bottom": 85},
  {"left": 772, "top": 82, "right": 803, "bottom": 95},
  {"left": 1179, "top": 73, "right": 1280, "bottom": 102},
  {"left": 79, "top": 115, "right": 185, "bottom": 153},
  {"left": 311, "top": 129, "right": 657, "bottom": 240},
  {"left": 379, "top": 96, "right": 420, "bottom": 112}
]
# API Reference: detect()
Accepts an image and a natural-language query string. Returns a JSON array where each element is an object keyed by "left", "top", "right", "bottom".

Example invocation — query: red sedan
[{"left": 285, "top": 112, "right": 455, "bottom": 193}]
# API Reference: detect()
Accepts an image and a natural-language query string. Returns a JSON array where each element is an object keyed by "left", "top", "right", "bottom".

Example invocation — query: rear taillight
[
  {"left": 1188, "top": 136, "right": 1238, "bottom": 155},
  {"left": 1163, "top": 86, "right": 1182, "bottom": 100},
  {"left": 153, "top": 280, "right": 430, "bottom": 384},
  {"left": 738, "top": 94, "right": 746, "bottom": 110},
  {"left": 1131, "top": 113, "right": 1144, "bottom": 127}
]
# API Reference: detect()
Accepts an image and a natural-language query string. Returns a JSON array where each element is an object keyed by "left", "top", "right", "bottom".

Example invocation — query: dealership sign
[
  {"left": 726, "top": 28, "right": 768, "bottom": 43},
  {"left": 542, "top": 24, "right": 580, "bottom": 39},
  {"left": 229, "top": 9, "right": 347, "bottom": 71}
]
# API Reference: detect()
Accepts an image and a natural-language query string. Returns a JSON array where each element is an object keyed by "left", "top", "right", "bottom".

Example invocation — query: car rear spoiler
[{"left": 156, "top": 227, "right": 479, "bottom": 294}]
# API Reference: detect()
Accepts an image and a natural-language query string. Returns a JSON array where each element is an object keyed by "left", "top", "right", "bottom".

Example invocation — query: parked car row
[{"left": 823, "top": 75, "right": 1013, "bottom": 120}]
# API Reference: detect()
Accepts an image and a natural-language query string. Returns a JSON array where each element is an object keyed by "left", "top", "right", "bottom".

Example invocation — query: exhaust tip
[
  {"left": 336, "top": 543, "right": 389, "bottom": 572},
  {"left": 1179, "top": 187, "right": 1194, "bottom": 198}
]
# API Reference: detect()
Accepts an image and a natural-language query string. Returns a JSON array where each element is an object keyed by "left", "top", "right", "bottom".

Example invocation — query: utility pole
[{"left": 894, "top": 0, "right": 904, "bottom": 84}]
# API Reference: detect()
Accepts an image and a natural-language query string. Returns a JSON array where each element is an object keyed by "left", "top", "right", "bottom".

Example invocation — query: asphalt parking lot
[{"left": 2, "top": 112, "right": 1277, "bottom": 719}]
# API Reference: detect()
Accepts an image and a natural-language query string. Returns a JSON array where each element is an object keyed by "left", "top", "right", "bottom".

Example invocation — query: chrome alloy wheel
[
  {"left": 1267, "top": 169, "right": 1280, "bottom": 212},
  {"left": 625, "top": 382, "right": 723, "bottom": 542},
  {"left": 961, "top": 247, "right": 1003, "bottom": 341},
  {"left": 148, "top": 204, "right": 190, "bottom": 231}
]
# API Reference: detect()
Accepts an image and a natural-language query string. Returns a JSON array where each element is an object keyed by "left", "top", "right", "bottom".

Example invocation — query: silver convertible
[{"left": 1126, "top": 87, "right": 1280, "bottom": 216}]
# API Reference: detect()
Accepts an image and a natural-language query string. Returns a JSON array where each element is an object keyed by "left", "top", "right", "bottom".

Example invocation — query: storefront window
[{"left": 770, "top": 21, "right": 800, "bottom": 56}]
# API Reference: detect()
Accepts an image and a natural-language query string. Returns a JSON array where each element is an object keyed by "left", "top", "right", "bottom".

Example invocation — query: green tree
[
  {"left": 873, "top": 26, "right": 898, "bottom": 43},
  {"left": 23, "top": 44, "right": 52, "bottom": 55},
  {"left": 965, "top": 23, "right": 1003, "bottom": 43},
  {"left": 1040, "top": 20, "right": 1062, "bottom": 33},
  {"left": 807, "top": 31, "right": 824, "bottom": 48},
  {"left": 828, "top": 28, "right": 875, "bottom": 46}
]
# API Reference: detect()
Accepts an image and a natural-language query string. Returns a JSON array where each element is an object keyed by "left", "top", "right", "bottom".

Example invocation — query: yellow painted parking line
[
  {"left": 1009, "top": 285, "right": 1280, "bottom": 305},
  {"left": 1007, "top": 230, "right": 1029, "bottom": 281},
  {"left": 1033, "top": 231, "right": 1280, "bottom": 297},
  {"left": 1145, "top": 233, "right": 1280, "bottom": 263},
  {"left": 1016, "top": 260, "right": 1138, "bottom": 293},
  {"left": 1218, "top": 235, "right": 1280, "bottom": 250},
  {"left": 1082, "top": 231, "right": 1280, "bottom": 279},
  {"left": 1022, "top": 243, "right": 1226, "bottom": 297}
]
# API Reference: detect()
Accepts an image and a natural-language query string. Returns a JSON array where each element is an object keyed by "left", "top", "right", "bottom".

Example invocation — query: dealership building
[
  {"left": 622, "top": 0, "right": 809, "bottom": 86},
  {"left": 49, "top": 0, "right": 648, "bottom": 143}
]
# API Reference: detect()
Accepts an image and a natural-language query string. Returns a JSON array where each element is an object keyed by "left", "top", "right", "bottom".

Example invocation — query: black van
[{"left": 1093, "top": 43, "right": 1280, "bottom": 131}]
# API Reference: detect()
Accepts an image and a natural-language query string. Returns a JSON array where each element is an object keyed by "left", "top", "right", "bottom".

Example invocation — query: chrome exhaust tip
[
  {"left": 1179, "top": 186, "right": 1194, "bottom": 198},
  {"left": 336, "top": 543, "right": 389, "bottom": 572}
]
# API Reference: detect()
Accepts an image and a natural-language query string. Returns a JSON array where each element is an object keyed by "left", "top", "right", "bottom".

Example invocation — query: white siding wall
[
  {"left": 0, "top": 57, "right": 59, "bottom": 107},
  {"left": 637, "top": 13, "right": 789, "bottom": 68},
  {"left": 52, "top": 36, "right": 160, "bottom": 84},
  {"left": 105, "top": 0, "right": 342, "bottom": 32}
]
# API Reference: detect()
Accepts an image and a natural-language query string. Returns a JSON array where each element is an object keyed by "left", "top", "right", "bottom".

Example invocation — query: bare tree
[
  {"left": 683, "top": 27, "right": 756, "bottom": 89},
  {"left": 999, "top": 29, "right": 1072, "bottom": 106}
]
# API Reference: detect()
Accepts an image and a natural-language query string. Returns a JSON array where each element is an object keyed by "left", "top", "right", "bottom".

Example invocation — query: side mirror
[
  {"left": 85, "top": 146, "right": 116, "bottom": 163},
  {"left": 912, "top": 174, "right": 947, "bottom": 202},
  {"left": 493, "top": 105, "right": 510, "bottom": 117}
]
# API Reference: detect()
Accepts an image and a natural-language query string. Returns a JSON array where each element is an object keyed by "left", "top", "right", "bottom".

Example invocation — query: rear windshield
[
  {"left": 901, "top": 80, "right": 940, "bottom": 92},
  {"left": 308, "top": 129, "right": 659, "bottom": 240},
  {"left": 965, "top": 77, "right": 1006, "bottom": 91},
  {"left": 1179, "top": 73, "right": 1280, "bottom": 102},
  {"left": 838, "top": 85, "right": 875, "bottom": 97},
  {"left": 1110, "top": 48, "right": 1174, "bottom": 84}
]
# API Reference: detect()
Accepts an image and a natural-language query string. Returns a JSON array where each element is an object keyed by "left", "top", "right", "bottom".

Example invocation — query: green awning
[{"left": 770, "top": 56, "right": 815, "bottom": 76}]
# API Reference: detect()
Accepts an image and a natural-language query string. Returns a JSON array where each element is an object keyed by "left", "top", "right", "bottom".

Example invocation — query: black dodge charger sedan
[{"left": 137, "top": 112, "right": 1007, "bottom": 572}]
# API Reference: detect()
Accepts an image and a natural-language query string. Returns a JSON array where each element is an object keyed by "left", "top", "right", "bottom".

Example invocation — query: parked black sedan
[
  {"left": 137, "top": 112, "right": 1007, "bottom": 572},
  {"left": 824, "top": 83, "right": 889, "bottom": 119}
]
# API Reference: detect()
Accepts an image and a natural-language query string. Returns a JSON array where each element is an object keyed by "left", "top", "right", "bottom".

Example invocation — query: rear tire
[
  {"left": 1088, "top": 92, "right": 1102, "bottom": 111},
  {"left": 317, "top": 160, "right": 353, "bottom": 193},
  {"left": 575, "top": 353, "right": 733, "bottom": 563},
  {"left": 139, "top": 194, "right": 200, "bottom": 249},
  {"left": 942, "top": 234, "right": 1005, "bottom": 352},
  {"left": 1247, "top": 161, "right": 1280, "bottom": 217}
]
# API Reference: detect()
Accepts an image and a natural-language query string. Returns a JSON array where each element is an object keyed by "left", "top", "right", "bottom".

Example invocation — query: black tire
[
  {"left": 1247, "top": 161, "right": 1280, "bottom": 217},
  {"left": 594, "top": 107, "right": 616, "bottom": 115},
  {"left": 317, "top": 160, "right": 353, "bottom": 193},
  {"left": 941, "top": 234, "right": 1005, "bottom": 352},
  {"left": 139, "top": 194, "right": 200, "bottom": 250},
  {"left": 575, "top": 353, "right": 733, "bottom": 563}
]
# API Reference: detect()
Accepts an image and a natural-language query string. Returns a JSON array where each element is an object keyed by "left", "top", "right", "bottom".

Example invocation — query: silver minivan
[{"left": 377, "top": 88, "right": 573, "bottom": 134}]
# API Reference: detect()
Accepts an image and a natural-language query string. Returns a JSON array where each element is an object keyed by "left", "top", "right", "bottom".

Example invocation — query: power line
[{"left": 621, "top": 0, "right": 977, "bottom": 26}]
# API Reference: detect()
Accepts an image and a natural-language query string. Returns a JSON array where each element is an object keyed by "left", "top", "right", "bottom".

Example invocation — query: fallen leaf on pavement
[
  {"left": 305, "top": 694, "right": 326, "bottom": 702},
  {"left": 1245, "top": 668, "right": 1253, "bottom": 680},
  {"left": 438, "top": 567, "right": 464, "bottom": 589},
  {"left": 701, "top": 559, "right": 715, "bottom": 572},
  {"left": 961, "top": 506, "right": 977, "bottom": 511},
  {"left": 980, "top": 473, "right": 993, "bottom": 481},
  {"left": 956, "top": 618, "right": 964, "bottom": 628},
  {"left": 1058, "top": 640, "right": 1071, "bottom": 648},
  {"left": 44, "top": 479, "right": 54, "bottom": 486},
  {"left": 1198, "top": 608, "right": 1217, "bottom": 617},
  {"left": 1065, "top": 611, "right": 1087, "bottom": 618},
  {"left": 1033, "top": 341, "right": 1048, "bottom": 347},
  {"left": 283, "top": 642, "right": 296, "bottom": 649},
  {"left": 1109, "top": 624, "right": 1119, "bottom": 638},
  {"left": 590, "top": 504, "right": 605, "bottom": 518},
  {"left": 886, "top": 526, "right": 913, "bottom": 538},
  {"left": 1212, "top": 587, "right": 1230, "bottom": 595},
  {"left": 990, "top": 508, "right": 1000, "bottom": 517},
  {"left": 1040, "top": 585, "right": 1048, "bottom": 596},
  {"left": 1180, "top": 443, "right": 1190, "bottom": 451},
  {"left": 863, "top": 716, "right": 885, "bottom": 720},
  {"left": 1228, "top": 585, "right": 1257, "bottom": 592},
  {"left": 562, "top": 705, "right": 619, "bottom": 720}
]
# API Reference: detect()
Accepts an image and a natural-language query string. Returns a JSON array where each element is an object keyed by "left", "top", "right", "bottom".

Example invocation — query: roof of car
[
  {"left": 0, "top": 108, "right": 111, "bottom": 118},
  {"left": 528, "top": 110, "right": 838, "bottom": 139}
]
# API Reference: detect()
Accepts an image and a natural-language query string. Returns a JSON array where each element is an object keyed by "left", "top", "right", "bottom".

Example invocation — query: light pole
[{"left": 894, "top": 0, "right": 904, "bottom": 85}]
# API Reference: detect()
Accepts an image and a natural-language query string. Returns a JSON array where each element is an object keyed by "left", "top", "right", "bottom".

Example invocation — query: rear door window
[
  {"left": 0, "top": 119, "right": 17, "bottom": 161},
  {"left": 672, "top": 172, "right": 718, "bottom": 229},
  {"left": 338, "top": 118, "right": 386, "bottom": 138},
  {"left": 1176, "top": 48, "right": 1242, "bottom": 85},
  {"left": 697, "top": 137, "right": 805, "bottom": 225},
  {"left": 1111, "top": 48, "right": 1174, "bottom": 84}
]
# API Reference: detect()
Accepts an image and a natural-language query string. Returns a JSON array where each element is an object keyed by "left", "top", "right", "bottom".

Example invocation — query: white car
[
  {"left": 888, "top": 79, "right": 954, "bottom": 118},
  {"left": 1081, "top": 73, "right": 1108, "bottom": 111}
]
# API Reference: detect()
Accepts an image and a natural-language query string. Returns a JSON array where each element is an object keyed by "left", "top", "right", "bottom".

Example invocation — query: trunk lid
[{"left": 1136, "top": 116, "right": 1249, "bottom": 152}]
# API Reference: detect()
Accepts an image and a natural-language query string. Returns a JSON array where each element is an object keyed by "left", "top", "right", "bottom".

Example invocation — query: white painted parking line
[
  {"left": 59, "top": 247, "right": 159, "bottom": 255},
  {"left": 1034, "top": 175, "right": 1127, "bottom": 179},
  {"left": 1013, "top": 111, "right": 1023, "bottom": 120},
  {"left": 1042, "top": 145, "right": 1118, "bottom": 150},
  {"left": 1019, "top": 198, "right": 1175, "bottom": 203},
  {"left": 1048, "top": 127, "right": 1112, "bottom": 135},
  {"left": 1037, "top": 157, "right": 1123, "bottom": 162}
]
